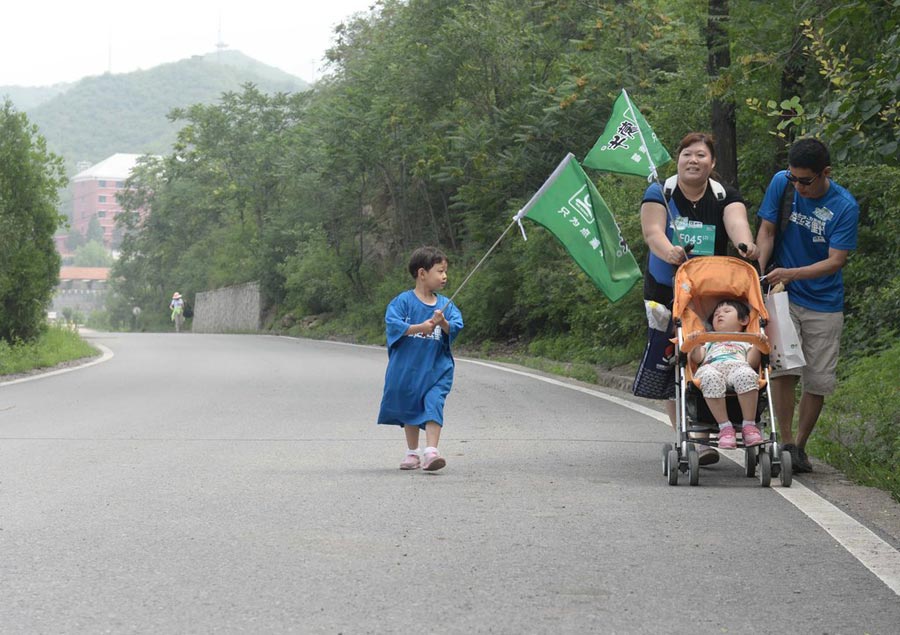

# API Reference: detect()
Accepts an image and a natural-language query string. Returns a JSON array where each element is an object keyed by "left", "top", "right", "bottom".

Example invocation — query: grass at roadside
[
  {"left": 0, "top": 326, "right": 98, "bottom": 376},
  {"left": 808, "top": 342, "right": 900, "bottom": 503}
]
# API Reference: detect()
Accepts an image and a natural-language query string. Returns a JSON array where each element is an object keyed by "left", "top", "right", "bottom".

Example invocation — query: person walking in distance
[{"left": 169, "top": 292, "right": 185, "bottom": 333}]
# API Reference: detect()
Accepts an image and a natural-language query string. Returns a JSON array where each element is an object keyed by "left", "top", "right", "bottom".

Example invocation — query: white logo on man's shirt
[{"left": 813, "top": 206, "right": 834, "bottom": 221}]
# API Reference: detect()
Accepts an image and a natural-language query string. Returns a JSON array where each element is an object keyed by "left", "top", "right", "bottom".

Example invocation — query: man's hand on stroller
[{"left": 761, "top": 267, "right": 794, "bottom": 288}]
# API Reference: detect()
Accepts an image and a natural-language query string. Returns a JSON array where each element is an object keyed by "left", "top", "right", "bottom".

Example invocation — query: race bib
[{"left": 674, "top": 218, "right": 716, "bottom": 256}]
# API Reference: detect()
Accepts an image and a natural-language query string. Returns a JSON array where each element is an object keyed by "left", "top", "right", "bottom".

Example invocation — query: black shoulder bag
[{"left": 768, "top": 180, "right": 795, "bottom": 273}]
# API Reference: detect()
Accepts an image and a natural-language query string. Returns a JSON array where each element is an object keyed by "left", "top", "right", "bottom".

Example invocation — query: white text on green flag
[
  {"left": 514, "top": 154, "right": 641, "bottom": 302},
  {"left": 582, "top": 89, "right": 672, "bottom": 179}
]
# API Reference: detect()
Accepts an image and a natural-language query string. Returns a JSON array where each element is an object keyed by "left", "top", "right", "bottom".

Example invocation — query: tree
[
  {"left": 102, "top": 0, "right": 898, "bottom": 366},
  {"left": 112, "top": 87, "right": 311, "bottom": 323},
  {"left": 73, "top": 240, "right": 113, "bottom": 267},
  {"left": 0, "top": 100, "right": 66, "bottom": 341},
  {"left": 86, "top": 215, "right": 105, "bottom": 244},
  {"left": 740, "top": 1, "right": 898, "bottom": 177},
  {"left": 802, "top": 12, "right": 899, "bottom": 165},
  {"left": 65, "top": 229, "right": 86, "bottom": 251},
  {"left": 707, "top": 0, "right": 738, "bottom": 186}
]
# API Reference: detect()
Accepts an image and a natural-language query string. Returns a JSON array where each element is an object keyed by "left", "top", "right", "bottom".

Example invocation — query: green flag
[
  {"left": 514, "top": 154, "right": 641, "bottom": 302},
  {"left": 582, "top": 89, "right": 672, "bottom": 179}
]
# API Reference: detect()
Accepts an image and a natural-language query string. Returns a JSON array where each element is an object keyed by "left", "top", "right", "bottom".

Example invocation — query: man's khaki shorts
[{"left": 770, "top": 302, "right": 843, "bottom": 395}]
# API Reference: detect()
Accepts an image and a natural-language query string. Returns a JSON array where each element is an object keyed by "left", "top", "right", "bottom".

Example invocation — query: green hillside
[
  {"left": 14, "top": 50, "right": 308, "bottom": 174},
  {"left": 0, "top": 83, "right": 73, "bottom": 110}
]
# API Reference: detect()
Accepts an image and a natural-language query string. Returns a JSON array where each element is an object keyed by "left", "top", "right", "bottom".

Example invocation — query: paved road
[{"left": 1, "top": 332, "right": 898, "bottom": 633}]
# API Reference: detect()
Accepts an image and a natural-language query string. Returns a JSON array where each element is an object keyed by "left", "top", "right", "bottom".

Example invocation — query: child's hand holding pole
[
  {"left": 408, "top": 319, "right": 436, "bottom": 336},
  {"left": 432, "top": 309, "right": 449, "bottom": 331}
]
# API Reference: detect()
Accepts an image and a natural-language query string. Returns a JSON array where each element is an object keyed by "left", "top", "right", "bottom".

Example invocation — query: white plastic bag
[
  {"left": 764, "top": 291, "right": 806, "bottom": 371},
  {"left": 644, "top": 300, "right": 671, "bottom": 331}
]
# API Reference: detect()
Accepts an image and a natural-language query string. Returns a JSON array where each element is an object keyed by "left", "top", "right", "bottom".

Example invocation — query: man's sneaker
[
  {"left": 400, "top": 453, "right": 421, "bottom": 470},
  {"left": 698, "top": 445, "right": 720, "bottom": 466},
  {"left": 717, "top": 427, "right": 737, "bottom": 449},
  {"left": 422, "top": 451, "right": 446, "bottom": 472},
  {"left": 795, "top": 447, "right": 814, "bottom": 473},
  {"left": 741, "top": 424, "right": 765, "bottom": 446}
]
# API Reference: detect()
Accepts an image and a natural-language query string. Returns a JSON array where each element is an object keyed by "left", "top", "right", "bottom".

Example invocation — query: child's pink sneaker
[
  {"left": 717, "top": 426, "right": 737, "bottom": 449},
  {"left": 400, "top": 453, "right": 421, "bottom": 470},
  {"left": 741, "top": 424, "right": 765, "bottom": 446},
  {"left": 422, "top": 451, "right": 446, "bottom": 472}
]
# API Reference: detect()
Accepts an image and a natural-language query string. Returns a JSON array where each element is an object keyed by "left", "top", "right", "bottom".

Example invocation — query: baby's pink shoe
[
  {"left": 717, "top": 427, "right": 737, "bottom": 449},
  {"left": 741, "top": 424, "right": 765, "bottom": 446}
]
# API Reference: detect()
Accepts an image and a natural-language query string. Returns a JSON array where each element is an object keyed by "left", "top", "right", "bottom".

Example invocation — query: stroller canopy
[{"left": 672, "top": 256, "right": 770, "bottom": 354}]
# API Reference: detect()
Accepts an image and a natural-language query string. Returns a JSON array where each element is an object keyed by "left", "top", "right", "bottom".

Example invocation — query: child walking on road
[
  {"left": 377, "top": 246, "right": 464, "bottom": 471},
  {"left": 690, "top": 299, "right": 766, "bottom": 449}
]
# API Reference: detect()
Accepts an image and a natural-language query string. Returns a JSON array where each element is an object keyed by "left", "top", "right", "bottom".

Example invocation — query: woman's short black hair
[{"left": 408, "top": 246, "right": 448, "bottom": 278}]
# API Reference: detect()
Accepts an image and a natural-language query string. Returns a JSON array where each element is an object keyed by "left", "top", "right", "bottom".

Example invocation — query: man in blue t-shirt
[{"left": 756, "top": 138, "right": 859, "bottom": 474}]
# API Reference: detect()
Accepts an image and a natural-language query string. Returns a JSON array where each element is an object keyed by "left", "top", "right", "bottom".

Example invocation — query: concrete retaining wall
[
  {"left": 192, "top": 281, "right": 262, "bottom": 333},
  {"left": 52, "top": 289, "right": 107, "bottom": 315}
]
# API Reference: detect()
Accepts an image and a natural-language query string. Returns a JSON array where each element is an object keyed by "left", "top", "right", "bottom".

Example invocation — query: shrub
[
  {"left": 809, "top": 342, "right": 900, "bottom": 502},
  {"left": 0, "top": 326, "right": 97, "bottom": 375},
  {"left": 0, "top": 101, "right": 66, "bottom": 342},
  {"left": 280, "top": 227, "right": 353, "bottom": 316},
  {"left": 840, "top": 166, "right": 900, "bottom": 359}
]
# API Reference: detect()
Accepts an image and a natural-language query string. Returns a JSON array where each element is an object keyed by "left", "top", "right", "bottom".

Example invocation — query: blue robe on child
[{"left": 377, "top": 290, "right": 464, "bottom": 428}]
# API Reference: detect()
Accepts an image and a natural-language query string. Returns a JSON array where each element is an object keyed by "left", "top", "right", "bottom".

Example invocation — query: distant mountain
[
  {"left": 0, "top": 83, "right": 74, "bottom": 110},
  {"left": 8, "top": 50, "right": 308, "bottom": 177}
]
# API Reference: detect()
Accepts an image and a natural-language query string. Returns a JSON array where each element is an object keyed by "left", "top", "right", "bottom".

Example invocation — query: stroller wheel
[
  {"left": 758, "top": 451, "right": 772, "bottom": 487},
  {"left": 662, "top": 443, "right": 674, "bottom": 476},
  {"left": 779, "top": 449, "right": 793, "bottom": 488},
  {"left": 667, "top": 449, "right": 679, "bottom": 486},
  {"left": 744, "top": 446, "right": 757, "bottom": 478},
  {"left": 688, "top": 447, "right": 700, "bottom": 486}
]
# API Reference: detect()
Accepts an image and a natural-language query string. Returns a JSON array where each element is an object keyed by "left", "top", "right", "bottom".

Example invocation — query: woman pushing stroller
[{"left": 636, "top": 131, "right": 759, "bottom": 466}]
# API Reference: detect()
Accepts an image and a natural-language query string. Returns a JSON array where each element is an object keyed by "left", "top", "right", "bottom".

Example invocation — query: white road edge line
[
  {"left": 0, "top": 343, "right": 114, "bottom": 387},
  {"left": 460, "top": 357, "right": 900, "bottom": 597}
]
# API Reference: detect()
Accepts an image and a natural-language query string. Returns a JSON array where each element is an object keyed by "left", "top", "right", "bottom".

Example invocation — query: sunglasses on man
[{"left": 785, "top": 171, "right": 822, "bottom": 186}]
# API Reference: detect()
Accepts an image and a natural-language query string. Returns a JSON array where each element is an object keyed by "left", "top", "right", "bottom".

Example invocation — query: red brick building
[{"left": 70, "top": 153, "right": 142, "bottom": 249}]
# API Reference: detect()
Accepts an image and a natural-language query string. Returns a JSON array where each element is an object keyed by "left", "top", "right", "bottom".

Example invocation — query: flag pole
[
  {"left": 622, "top": 89, "right": 662, "bottom": 184},
  {"left": 621, "top": 89, "right": 692, "bottom": 254},
  {"left": 439, "top": 153, "right": 574, "bottom": 315},
  {"left": 439, "top": 218, "right": 518, "bottom": 315}
]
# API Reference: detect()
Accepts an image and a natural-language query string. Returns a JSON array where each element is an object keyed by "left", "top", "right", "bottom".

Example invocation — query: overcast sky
[{"left": 0, "top": 0, "right": 378, "bottom": 87}]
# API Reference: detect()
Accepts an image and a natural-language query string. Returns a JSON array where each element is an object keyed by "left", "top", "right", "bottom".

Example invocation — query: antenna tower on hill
[{"left": 216, "top": 13, "right": 228, "bottom": 60}]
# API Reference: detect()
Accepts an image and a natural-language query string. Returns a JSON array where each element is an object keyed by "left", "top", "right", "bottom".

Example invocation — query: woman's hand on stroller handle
[{"left": 666, "top": 244, "right": 691, "bottom": 264}]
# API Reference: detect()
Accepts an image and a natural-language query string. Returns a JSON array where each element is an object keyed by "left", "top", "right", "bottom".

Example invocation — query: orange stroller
[{"left": 662, "top": 256, "right": 793, "bottom": 487}]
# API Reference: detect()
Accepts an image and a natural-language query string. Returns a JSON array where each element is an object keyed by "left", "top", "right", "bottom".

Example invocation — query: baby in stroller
[{"left": 689, "top": 299, "right": 767, "bottom": 448}]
